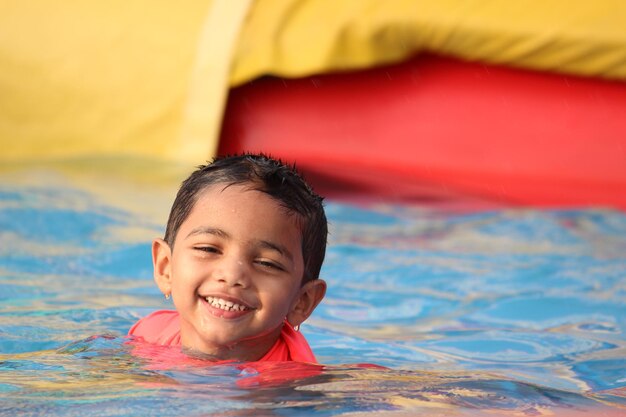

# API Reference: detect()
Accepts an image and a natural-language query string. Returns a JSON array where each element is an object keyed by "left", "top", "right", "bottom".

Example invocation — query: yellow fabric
[
  {"left": 0, "top": 0, "right": 250, "bottom": 162},
  {"left": 1, "top": 0, "right": 624, "bottom": 163},
  {"left": 178, "top": 0, "right": 253, "bottom": 160},
  {"left": 231, "top": 0, "right": 626, "bottom": 85}
]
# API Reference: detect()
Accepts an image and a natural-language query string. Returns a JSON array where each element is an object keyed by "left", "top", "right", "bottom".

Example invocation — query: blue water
[{"left": 1, "top": 160, "right": 625, "bottom": 416}]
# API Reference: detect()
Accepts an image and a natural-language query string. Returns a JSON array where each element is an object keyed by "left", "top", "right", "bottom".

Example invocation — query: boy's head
[
  {"left": 164, "top": 153, "right": 327, "bottom": 284},
  {"left": 153, "top": 153, "right": 328, "bottom": 360}
]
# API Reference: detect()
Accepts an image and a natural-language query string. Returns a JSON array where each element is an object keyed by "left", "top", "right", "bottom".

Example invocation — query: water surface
[{"left": 1, "top": 159, "right": 625, "bottom": 416}]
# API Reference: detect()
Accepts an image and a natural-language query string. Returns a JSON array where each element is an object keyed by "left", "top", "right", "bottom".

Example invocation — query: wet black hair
[{"left": 164, "top": 153, "right": 327, "bottom": 284}]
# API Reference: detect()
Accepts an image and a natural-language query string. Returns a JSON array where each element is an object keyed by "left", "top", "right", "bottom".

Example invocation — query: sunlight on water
[{"left": 1, "top": 159, "right": 625, "bottom": 416}]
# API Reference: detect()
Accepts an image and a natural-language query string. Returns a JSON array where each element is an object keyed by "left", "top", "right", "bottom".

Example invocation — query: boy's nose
[{"left": 214, "top": 257, "right": 249, "bottom": 288}]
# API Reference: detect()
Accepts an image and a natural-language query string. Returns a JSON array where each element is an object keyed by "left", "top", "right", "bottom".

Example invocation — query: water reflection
[{"left": 2, "top": 335, "right": 623, "bottom": 416}]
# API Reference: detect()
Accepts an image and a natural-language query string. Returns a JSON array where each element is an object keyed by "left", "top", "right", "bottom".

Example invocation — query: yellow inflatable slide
[{"left": 1, "top": 0, "right": 625, "bottom": 163}]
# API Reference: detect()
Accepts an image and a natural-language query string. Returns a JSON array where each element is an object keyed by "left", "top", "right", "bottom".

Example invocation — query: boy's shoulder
[{"left": 128, "top": 309, "right": 181, "bottom": 346}]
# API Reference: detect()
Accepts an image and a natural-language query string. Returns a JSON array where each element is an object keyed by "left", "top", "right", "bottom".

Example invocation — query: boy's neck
[{"left": 180, "top": 324, "right": 284, "bottom": 362}]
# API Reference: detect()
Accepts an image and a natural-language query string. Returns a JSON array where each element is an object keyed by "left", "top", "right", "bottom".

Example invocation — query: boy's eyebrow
[{"left": 186, "top": 227, "right": 229, "bottom": 239}]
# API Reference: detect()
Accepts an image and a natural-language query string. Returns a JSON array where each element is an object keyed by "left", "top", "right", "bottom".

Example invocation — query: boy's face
[{"left": 153, "top": 183, "right": 320, "bottom": 360}]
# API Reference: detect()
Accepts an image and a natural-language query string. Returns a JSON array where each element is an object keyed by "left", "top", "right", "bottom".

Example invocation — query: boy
[{"left": 129, "top": 154, "right": 327, "bottom": 363}]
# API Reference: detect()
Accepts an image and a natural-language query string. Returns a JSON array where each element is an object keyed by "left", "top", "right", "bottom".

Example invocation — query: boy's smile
[
  {"left": 203, "top": 295, "right": 253, "bottom": 317},
  {"left": 152, "top": 183, "right": 309, "bottom": 360}
]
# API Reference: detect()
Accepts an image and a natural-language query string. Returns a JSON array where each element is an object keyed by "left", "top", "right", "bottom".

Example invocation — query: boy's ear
[
  {"left": 152, "top": 238, "right": 173, "bottom": 297},
  {"left": 287, "top": 279, "right": 327, "bottom": 328}
]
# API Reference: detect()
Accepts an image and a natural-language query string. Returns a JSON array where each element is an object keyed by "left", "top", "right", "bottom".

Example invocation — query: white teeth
[{"left": 205, "top": 296, "right": 248, "bottom": 312}]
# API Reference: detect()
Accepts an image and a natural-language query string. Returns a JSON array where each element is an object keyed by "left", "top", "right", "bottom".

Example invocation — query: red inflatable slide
[{"left": 219, "top": 54, "right": 626, "bottom": 209}]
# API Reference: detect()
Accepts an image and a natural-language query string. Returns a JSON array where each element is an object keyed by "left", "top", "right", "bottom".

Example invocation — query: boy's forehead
[
  {"left": 179, "top": 184, "right": 305, "bottom": 256},
  {"left": 191, "top": 183, "right": 303, "bottom": 229}
]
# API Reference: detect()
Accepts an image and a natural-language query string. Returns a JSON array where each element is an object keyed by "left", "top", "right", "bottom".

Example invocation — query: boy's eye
[
  {"left": 255, "top": 259, "right": 284, "bottom": 271},
  {"left": 194, "top": 246, "right": 220, "bottom": 254}
]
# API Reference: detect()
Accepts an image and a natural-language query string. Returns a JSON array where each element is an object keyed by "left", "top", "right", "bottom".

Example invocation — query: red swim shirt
[{"left": 128, "top": 310, "right": 317, "bottom": 363}]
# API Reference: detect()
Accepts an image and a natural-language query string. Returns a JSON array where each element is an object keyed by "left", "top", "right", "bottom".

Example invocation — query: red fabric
[
  {"left": 219, "top": 53, "right": 626, "bottom": 209},
  {"left": 127, "top": 312, "right": 387, "bottom": 388},
  {"left": 128, "top": 310, "right": 316, "bottom": 363}
]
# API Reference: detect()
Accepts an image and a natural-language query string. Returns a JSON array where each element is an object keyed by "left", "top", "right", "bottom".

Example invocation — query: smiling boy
[{"left": 129, "top": 154, "right": 327, "bottom": 362}]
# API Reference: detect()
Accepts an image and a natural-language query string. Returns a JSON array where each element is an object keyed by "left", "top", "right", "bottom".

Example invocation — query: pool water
[{"left": 1, "top": 160, "right": 625, "bottom": 416}]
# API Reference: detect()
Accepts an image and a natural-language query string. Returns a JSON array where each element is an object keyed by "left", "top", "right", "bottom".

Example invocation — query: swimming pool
[{"left": 1, "top": 159, "right": 625, "bottom": 416}]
